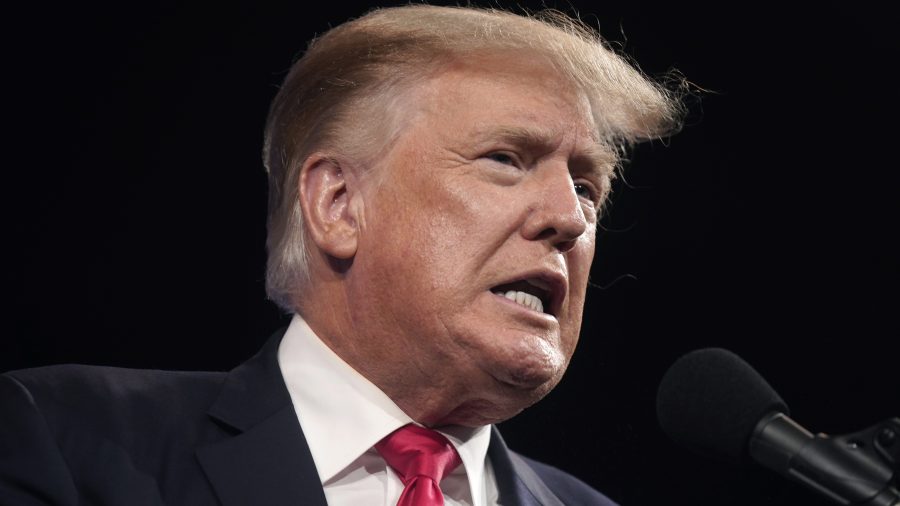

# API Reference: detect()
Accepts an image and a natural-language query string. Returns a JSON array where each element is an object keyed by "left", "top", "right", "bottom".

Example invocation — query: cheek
[
  {"left": 401, "top": 185, "right": 509, "bottom": 285},
  {"left": 561, "top": 237, "right": 595, "bottom": 344},
  {"left": 567, "top": 243, "right": 594, "bottom": 296},
  {"left": 360, "top": 190, "right": 478, "bottom": 314}
]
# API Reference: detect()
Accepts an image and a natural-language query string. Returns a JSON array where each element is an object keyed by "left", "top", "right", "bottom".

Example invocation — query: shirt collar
[
  {"left": 277, "top": 313, "right": 492, "bottom": 494},
  {"left": 441, "top": 423, "right": 493, "bottom": 505}
]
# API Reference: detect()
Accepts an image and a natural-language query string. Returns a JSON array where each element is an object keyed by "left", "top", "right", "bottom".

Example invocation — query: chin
[
  {"left": 489, "top": 332, "right": 568, "bottom": 390},
  {"left": 425, "top": 354, "right": 565, "bottom": 427}
]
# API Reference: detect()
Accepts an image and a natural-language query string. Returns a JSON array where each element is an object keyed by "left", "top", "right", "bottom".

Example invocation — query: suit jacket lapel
[
  {"left": 489, "top": 426, "right": 565, "bottom": 506},
  {"left": 196, "top": 329, "right": 327, "bottom": 506}
]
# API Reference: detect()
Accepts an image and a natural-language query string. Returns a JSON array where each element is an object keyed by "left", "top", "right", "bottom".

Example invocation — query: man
[{"left": 1, "top": 5, "right": 680, "bottom": 505}]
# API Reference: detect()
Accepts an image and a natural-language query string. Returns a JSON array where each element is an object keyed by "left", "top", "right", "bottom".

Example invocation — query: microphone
[{"left": 656, "top": 348, "right": 899, "bottom": 506}]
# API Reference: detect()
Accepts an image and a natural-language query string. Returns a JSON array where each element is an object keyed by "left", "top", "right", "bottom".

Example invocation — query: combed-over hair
[{"left": 263, "top": 4, "right": 683, "bottom": 312}]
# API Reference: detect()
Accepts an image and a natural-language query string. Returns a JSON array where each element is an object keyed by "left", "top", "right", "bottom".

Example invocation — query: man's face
[{"left": 348, "top": 55, "right": 613, "bottom": 426}]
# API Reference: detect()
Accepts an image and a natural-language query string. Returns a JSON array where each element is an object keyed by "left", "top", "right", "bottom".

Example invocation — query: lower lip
[{"left": 489, "top": 292, "right": 559, "bottom": 324}]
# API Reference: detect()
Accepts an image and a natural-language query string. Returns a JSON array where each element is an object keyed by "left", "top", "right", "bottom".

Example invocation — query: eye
[
  {"left": 574, "top": 182, "right": 596, "bottom": 202},
  {"left": 485, "top": 152, "right": 517, "bottom": 166}
]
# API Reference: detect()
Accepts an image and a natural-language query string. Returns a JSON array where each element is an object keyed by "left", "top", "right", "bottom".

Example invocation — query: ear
[{"left": 298, "top": 153, "right": 359, "bottom": 260}]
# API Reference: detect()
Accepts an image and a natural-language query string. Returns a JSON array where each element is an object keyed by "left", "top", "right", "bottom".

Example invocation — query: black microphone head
[{"left": 656, "top": 348, "right": 789, "bottom": 464}]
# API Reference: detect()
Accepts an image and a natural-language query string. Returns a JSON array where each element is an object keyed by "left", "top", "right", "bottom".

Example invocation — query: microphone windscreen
[{"left": 656, "top": 348, "right": 788, "bottom": 464}]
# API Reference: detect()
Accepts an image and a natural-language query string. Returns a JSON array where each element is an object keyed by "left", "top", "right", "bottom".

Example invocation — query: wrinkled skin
[{"left": 303, "top": 55, "right": 614, "bottom": 427}]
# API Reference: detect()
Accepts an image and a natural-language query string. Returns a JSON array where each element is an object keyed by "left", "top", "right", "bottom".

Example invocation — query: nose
[{"left": 521, "top": 166, "right": 589, "bottom": 252}]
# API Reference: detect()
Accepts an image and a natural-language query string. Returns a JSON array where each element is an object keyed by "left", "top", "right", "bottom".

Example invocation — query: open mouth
[{"left": 491, "top": 277, "right": 559, "bottom": 316}]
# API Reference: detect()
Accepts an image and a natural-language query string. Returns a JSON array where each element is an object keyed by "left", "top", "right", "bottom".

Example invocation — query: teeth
[{"left": 497, "top": 290, "right": 544, "bottom": 313}]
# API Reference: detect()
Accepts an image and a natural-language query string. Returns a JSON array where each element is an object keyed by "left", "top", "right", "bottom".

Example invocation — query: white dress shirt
[{"left": 277, "top": 314, "right": 499, "bottom": 506}]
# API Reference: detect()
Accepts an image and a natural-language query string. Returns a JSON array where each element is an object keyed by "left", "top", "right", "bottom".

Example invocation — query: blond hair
[{"left": 263, "top": 5, "right": 683, "bottom": 311}]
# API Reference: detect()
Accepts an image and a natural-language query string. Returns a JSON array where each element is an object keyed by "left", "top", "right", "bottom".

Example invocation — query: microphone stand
[{"left": 750, "top": 416, "right": 900, "bottom": 505}]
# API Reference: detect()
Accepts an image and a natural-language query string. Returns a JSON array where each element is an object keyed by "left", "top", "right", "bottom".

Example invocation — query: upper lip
[{"left": 491, "top": 268, "right": 567, "bottom": 317}]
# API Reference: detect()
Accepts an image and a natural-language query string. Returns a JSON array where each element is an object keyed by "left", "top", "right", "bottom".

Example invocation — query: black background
[{"left": 5, "top": 1, "right": 898, "bottom": 505}]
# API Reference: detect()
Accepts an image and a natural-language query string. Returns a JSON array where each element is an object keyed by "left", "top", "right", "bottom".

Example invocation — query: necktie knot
[{"left": 375, "top": 424, "right": 462, "bottom": 505}]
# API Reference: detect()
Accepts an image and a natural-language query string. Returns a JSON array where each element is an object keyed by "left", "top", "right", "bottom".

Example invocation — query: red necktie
[{"left": 375, "top": 424, "right": 463, "bottom": 506}]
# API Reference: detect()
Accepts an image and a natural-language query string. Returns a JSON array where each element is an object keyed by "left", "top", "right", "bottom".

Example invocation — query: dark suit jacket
[{"left": 0, "top": 329, "right": 616, "bottom": 505}]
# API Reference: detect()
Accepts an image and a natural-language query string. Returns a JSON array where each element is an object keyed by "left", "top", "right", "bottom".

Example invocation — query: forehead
[{"left": 400, "top": 55, "right": 617, "bottom": 170}]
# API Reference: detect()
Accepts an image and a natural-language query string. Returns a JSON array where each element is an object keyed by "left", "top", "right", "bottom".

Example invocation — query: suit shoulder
[
  {"left": 6, "top": 364, "right": 225, "bottom": 404},
  {"left": 517, "top": 453, "right": 619, "bottom": 506},
  {"left": 3, "top": 365, "right": 226, "bottom": 432}
]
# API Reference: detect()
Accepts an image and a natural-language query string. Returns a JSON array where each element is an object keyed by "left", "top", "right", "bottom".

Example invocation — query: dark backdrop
[{"left": 5, "top": 1, "right": 898, "bottom": 505}]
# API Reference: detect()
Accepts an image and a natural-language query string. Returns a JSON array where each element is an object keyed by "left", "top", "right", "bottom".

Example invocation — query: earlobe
[{"left": 298, "top": 153, "right": 359, "bottom": 260}]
